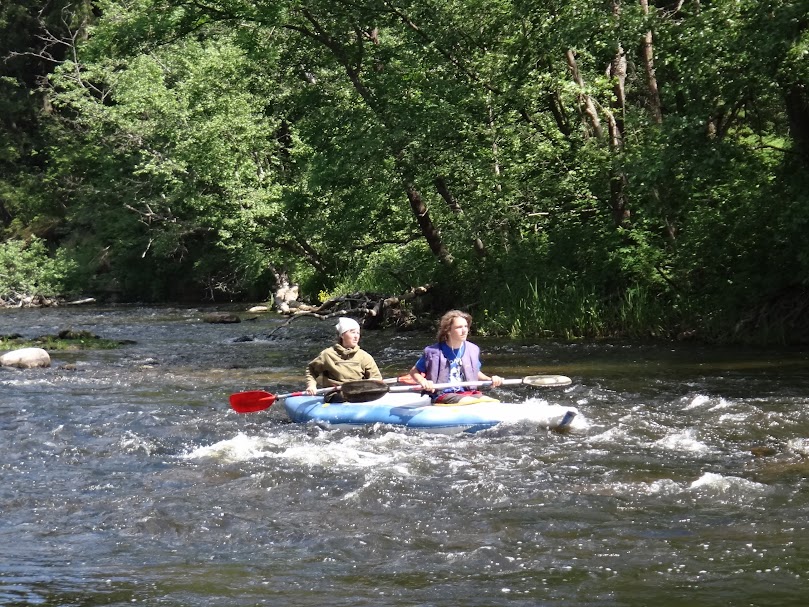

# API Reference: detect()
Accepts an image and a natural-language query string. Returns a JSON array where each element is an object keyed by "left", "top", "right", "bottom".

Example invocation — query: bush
[{"left": 0, "top": 237, "right": 76, "bottom": 300}]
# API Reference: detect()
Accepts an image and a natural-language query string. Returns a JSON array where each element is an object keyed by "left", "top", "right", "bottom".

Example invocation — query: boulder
[{"left": 0, "top": 347, "right": 51, "bottom": 369}]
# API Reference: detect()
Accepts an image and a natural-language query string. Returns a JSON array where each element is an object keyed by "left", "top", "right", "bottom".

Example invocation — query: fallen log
[{"left": 263, "top": 285, "right": 434, "bottom": 337}]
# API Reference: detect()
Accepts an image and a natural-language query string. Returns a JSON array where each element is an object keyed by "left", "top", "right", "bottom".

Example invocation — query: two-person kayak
[
  {"left": 230, "top": 374, "right": 578, "bottom": 434},
  {"left": 283, "top": 391, "right": 578, "bottom": 434}
]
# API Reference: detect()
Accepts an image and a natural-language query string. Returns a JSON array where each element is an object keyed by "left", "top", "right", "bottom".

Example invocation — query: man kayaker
[
  {"left": 408, "top": 309, "right": 503, "bottom": 404},
  {"left": 304, "top": 317, "right": 382, "bottom": 402}
]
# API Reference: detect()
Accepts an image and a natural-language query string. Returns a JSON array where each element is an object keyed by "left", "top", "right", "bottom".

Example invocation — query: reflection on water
[{"left": 1, "top": 305, "right": 809, "bottom": 606}]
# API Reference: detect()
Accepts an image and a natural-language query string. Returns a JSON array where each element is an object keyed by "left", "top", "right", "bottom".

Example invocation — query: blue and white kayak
[{"left": 283, "top": 392, "right": 578, "bottom": 434}]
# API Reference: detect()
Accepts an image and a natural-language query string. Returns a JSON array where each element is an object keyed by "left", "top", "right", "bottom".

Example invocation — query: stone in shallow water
[
  {"left": 0, "top": 347, "right": 51, "bottom": 368},
  {"left": 202, "top": 313, "right": 241, "bottom": 324}
]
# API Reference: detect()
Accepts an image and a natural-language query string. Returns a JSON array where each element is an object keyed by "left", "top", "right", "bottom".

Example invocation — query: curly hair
[{"left": 436, "top": 309, "right": 473, "bottom": 343}]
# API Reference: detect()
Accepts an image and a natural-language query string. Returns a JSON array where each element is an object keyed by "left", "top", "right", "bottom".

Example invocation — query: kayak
[{"left": 283, "top": 392, "right": 578, "bottom": 434}]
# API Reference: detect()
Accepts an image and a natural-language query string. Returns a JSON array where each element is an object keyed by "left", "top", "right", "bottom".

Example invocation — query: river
[{"left": 1, "top": 305, "right": 808, "bottom": 606}]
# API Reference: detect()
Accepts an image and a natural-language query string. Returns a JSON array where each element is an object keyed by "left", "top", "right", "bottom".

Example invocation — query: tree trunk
[
  {"left": 608, "top": 44, "right": 626, "bottom": 150},
  {"left": 487, "top": 93, "right": 503, "bottom": 191},
  {"left": 434, "top": 176, "right": 487, "bottom": 257},
  {"left": 611, "top": 173, "right": 630, "bottom": 227},
  {"left": 786, "top": 84, "right": 809, "bottom": 162},
  {"left": 565, "top": 49, "right": 603, "bottom": 138},
  {"left": 547, "top": 91, "right": 571, "bottom": 137},
  {"left": 0, "top": 202, "right": 12, "bottom": 228},
  {"left": 405, "top": 183, "right": 454, "bottom": 266},
  {"left": 639, "top": 0, "right": 663, "bottom": 124},
  {"left": 434, "top": 176, "right": 462, "bottom": 214},
  {"left": 276, "top": 236, "right": 329, "bottom": 275},
  {"left": 607, "top": 3, "right": 630, "bottom": 228},
  {"left": 291, "top": 17, "right": 458, "bottom": 269}
]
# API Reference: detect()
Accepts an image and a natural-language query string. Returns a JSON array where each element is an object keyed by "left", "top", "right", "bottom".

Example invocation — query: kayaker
[
  {"left": 408, "top": 309, "right": 503, "bottom": 404},
  {"left": 304, "top": 317, "right": 382, "bottom": 401}
]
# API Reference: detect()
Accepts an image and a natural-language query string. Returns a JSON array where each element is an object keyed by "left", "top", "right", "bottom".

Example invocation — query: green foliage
[
  {"left": 2, "top": 0, "right": 809, "bottom": 342},
  {"left": 327, "top": 241, "right": 441, "bottom": 297},
  {"left": 0, "top": 238, "right": 77, "bottom": 298},
  {"left": 472, "top": 227, "right": 678, "bottom": 339},
  {"left": 43, "top": 29, "right": 294, "bottom": 300},
  {"left": 478, "top": 278, "right": 676, "bottom": 340}
]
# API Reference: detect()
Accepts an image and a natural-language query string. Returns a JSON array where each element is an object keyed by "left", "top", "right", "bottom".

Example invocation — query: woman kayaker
[
  {"left": 408, "top": 309, "right": 503, "bottom": 404},
  {"left": 304, "top": 317, "right": 382, "bottom": 402}
]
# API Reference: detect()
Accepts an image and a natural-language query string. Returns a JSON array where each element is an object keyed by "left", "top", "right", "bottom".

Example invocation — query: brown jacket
[{"left": 305, "top": 343, "right": 382, "bottom": 391}]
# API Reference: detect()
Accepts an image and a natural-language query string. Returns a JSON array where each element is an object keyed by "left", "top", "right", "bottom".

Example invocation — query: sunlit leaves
[{"left": 8, "top": 0, "right": 805, "bottom": 336}]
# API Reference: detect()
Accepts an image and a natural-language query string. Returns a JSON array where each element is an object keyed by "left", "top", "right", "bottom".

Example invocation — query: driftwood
[
  {"left": 0, "top": 294, "right": 97, "bottom": 309},
  {"left": 265, "top": 285, "right": 433, "bottom": 338}
]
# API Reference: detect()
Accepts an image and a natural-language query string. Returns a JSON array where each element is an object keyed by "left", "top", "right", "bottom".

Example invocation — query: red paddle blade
[{"left": 229, "top": 390, "right": 277, "bottom": 413}]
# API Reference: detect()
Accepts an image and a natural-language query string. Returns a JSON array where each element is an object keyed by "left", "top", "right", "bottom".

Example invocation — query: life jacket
[{"left": 420, "top": 341, "right": 481, "bottom": 384}]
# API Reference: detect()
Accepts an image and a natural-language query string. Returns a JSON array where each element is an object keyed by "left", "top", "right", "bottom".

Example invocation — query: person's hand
[
  {"left": 490, "top": 375, "right": 503, "bottom": 388},
  {"left": 304, "top": 386, "right": 317, "bottom": 395},
  {"left": 419, "top": 379, "right": 435, "bottom": 393}
]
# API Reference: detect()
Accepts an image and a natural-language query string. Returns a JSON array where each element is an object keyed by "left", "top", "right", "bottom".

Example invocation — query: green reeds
[{"left": 480, "top": 278, "right": 676, "bottom": 339}]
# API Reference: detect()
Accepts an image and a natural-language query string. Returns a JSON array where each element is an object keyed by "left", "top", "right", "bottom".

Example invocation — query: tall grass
[{"left": 478, "top": 277, "right": 676, "bottom": 339}]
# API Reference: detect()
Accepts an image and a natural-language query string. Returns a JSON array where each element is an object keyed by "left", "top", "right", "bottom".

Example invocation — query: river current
[{"left": 1, "top": 305, "right": 809, "bottom": 606}]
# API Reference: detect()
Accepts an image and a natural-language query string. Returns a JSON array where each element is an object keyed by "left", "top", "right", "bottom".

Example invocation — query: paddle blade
[
  {"left": 229, "top": 390, "right": 278, "bottom": 413},
  {"left": 523, "top": 375, "right": 572, "bottom": 387},
  {"left": 341, "top": 379, "right": 391, "bottom": 403}
]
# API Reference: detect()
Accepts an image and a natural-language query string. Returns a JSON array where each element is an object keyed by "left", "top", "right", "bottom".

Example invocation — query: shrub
[{"left": 0, "top": 238, "right": 76, "bottom": 300}]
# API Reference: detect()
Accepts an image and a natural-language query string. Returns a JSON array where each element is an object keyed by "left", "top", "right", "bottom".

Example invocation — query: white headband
[{"left": 335, "top": 317, "right": 360, "bottom": 335}]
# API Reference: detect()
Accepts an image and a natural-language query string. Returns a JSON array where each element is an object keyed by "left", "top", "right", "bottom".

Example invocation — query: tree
[{"left": 3, "top": 0, "right": 808, "bottom": 340}]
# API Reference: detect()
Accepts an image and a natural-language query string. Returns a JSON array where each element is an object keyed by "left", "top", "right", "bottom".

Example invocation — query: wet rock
[
  {"left": 202, "top": 313, "right": 241, "bottom": 324},
  {"left": 132, "top": 357, "right": 160, "bottom": 367},
  {"left": 0, "top": 347, "right": 51, "bottom": 368},
  {"left": 58, "top": 329, "right": 99, "bottom": 340}
]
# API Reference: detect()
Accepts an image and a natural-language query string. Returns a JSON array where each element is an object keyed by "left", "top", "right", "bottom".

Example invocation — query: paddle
[
  {"left": 340, "top": 374, "right": 572, "bottom": 402},
  {"left": 229, "top": 387, "right": 335, "bottom": 413},
  {"left": 390, "top": 374, "right": 573, "bottom": 391},
  {"left": 229, "top": 378, "right": 396, "bottom": 413}
]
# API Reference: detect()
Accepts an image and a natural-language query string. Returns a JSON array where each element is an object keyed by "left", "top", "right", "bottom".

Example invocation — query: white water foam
[
  {"left": 689, "top": 471, "right": 767, "bottom": 494},
  {"left": 786, "top": 438, "right": 809, "bottom": 456},
  {"left": 503, "top": 397, "right": 584, "bottom": 430},
  {"left": 279, "top": 440, "right": 395, "bottom": 469},
  {"left": 596, "top": 478, "right": 685, "bottom": 498},
  {"left": 682, "top": 394, "right": 712, "bottom": 410},
  {"left": 119, "top": 431, "right": 160, "bottom": 456},
  {"left": 587, "top": 426, "right": 631, "bottom": 445},
  {"left": 182, "top": 432, "right": 276, "bottom": 462},
  {"left": 653, "top": 429, "right": 712, "bottom": 455},
  {"left": 184, "top": 430, "right": 428, "bottom": 470},
  {"left": 682, "top": 394, "right": 733, "bottom": 411}
]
